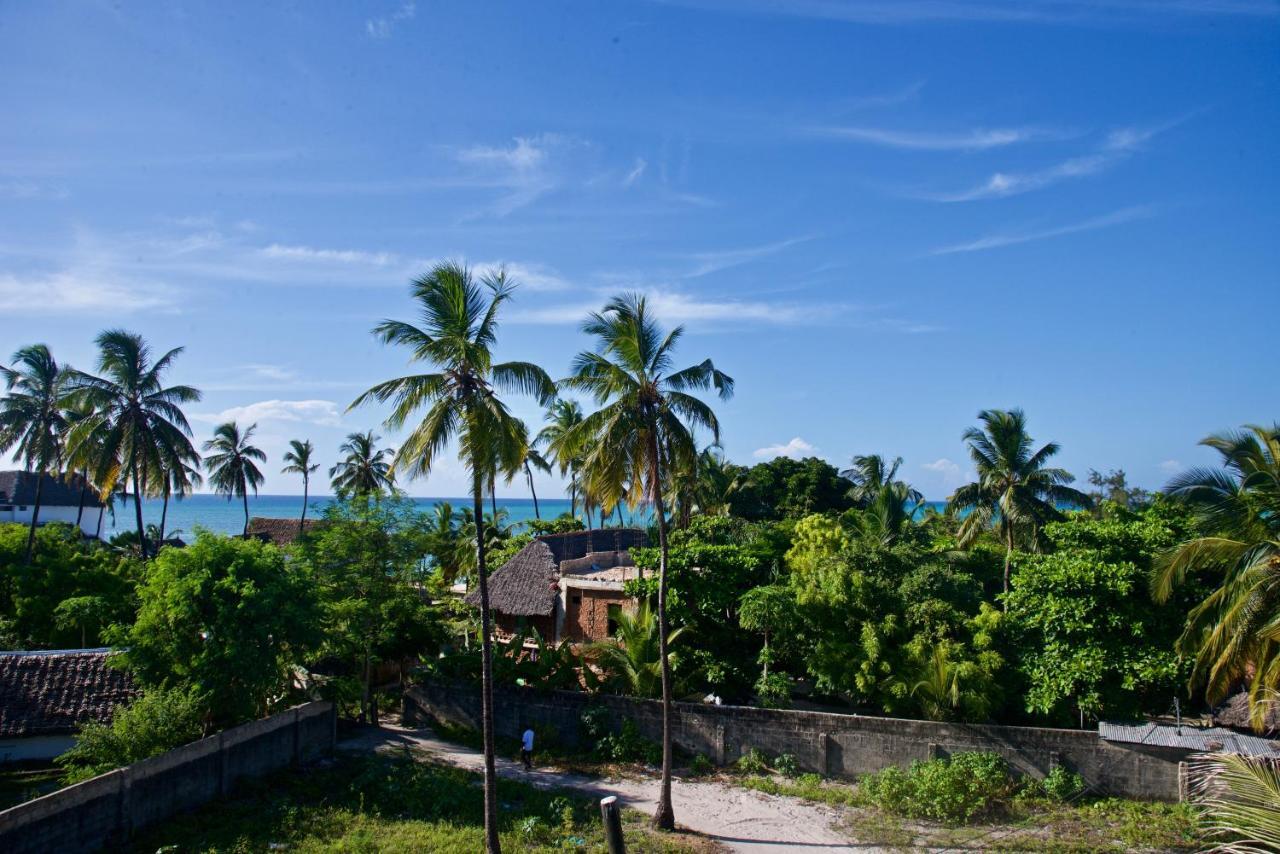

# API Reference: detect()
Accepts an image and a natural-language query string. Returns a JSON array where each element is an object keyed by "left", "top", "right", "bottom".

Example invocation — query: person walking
[{"left": 521, "top": 726, "right": 535, "bottom": 771}]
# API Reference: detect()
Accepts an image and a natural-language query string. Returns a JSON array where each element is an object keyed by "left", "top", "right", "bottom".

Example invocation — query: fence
[
  {"left": 405, "top": 681, "right": 1190, "bottom": 800},
  {"left": 0, "top": 701, "right": 336, "bottom": 854}
]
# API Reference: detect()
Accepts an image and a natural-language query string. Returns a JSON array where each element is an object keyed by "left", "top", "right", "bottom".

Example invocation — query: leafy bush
[
  {"left": 1041, "top": 766, "right": 1085, "bottom": 801},
  {"left": 736, "top": 747, "right": 769, "bottom": 775},
  {"left": 689, "top": 753, "right": 714, "bottom": 776},
  {"left": 755, "top": 671, "right": 792, "bottom": 709},
  {"left": 860, "top": 752, "right": 1015, "bottom": 824},
  {"left": 774, "top": 752, "right": 800, "bottom": 778},
  {"left": 595, "top": 719, "right": 661, "bottom": 765},
  {"left": 57, "top": 687, "right": 204, "bottom": 783}
]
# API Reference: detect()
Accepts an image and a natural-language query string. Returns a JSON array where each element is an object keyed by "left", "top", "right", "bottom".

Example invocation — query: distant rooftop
[
  {"left": 0, "top": 648, "right": 137, "bottom": 738},
  {"left": 0, "top": 471, "right": 103, "bottom": 509},
  {"left": 1099, "top": 721, "right": 1280, "bottom": 758}
]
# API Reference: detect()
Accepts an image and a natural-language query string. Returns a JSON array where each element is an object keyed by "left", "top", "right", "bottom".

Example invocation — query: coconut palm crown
[
  {"left": 329, "top": 431, "right": 395, "bottom": 498},
  {"left": 63, "top": 330, "right": 201, "bottom": 559},
  {"left": 552, "top": 292, "right": 731, "bottom": 831},
  {"left": 203, "top": 421, "right": 266, "bottom": 536},
  {"left": 282, "top": 439, "right": 320, "bottom": 530},
  {"left": 949, "top": 408, "right": 1090, "bottom": 598},
  {"left": 349, "top": 261, "right": 554, "bottom": 854},
  {"left": 1152, "top": 423, "right": 1280, "bottom": 723},
  {"left": 0, "top": 344, "right": 70, "bottom": 562}
]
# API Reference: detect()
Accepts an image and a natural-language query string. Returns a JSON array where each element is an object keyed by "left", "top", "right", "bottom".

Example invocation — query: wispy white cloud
[
  {"left": 192, "top": 399, "right": 343, "bottom": 428},
  {"left": 0, "top": 180, "right": 69, "bottom": 200},
  {"left": 814, "top": 125, "right": 1049, "bottom": 151},
  {"left": 651, "top": 0, "right": 1279, "bottom": 25},
  {"left": 0, "top": 269, "right": 177, "bottom": 314},
  {"left": 930, "top": 205, "right": 1156, "bottom": 255},
  {"left": 366, "top": 1, "right": 416, "bottom": 38},
  {"left": 1158, "top": 459, "right": 1183, "bottom": 474},
  {"left": 453, "top": 133, "right": 584, "bottom": 217},
  {"left": 926, "top": 121, "right": 1180, "bottom": 202},
  {"left": 623, "top": 157, "right": 648, "bottom": 187},
  {"left": 260, "top": 243, "right": 401, "bottom": 266},
  {"left": 508, "top": 287, "right": 849, "bottom": 327},
  {"left": 684, "top": 235, "right": 815, "bottom": 277},
  {"left": 472, "top": 261, "right": 572, "bottom": 292},
  {"left": 921, "top": 457, "right": 968, "bottom": 491},
  {"left": 753, "top": 437, "right": 817, "bottom": 460},
  {"left": 239, "top": 364, "right": 298, "bottom": 382}
]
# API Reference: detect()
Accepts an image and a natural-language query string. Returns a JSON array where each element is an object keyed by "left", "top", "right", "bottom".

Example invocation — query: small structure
[
  {"left": 465, "top": 528, "right": 648, "bottom": 645},
  {"left": 1212, "top": 691, "right": 1280, "bottom": 736},
  {"left": 246, "top": 516, "right": 321, "bottom": 547},
  {"left": 0, "top": 471, "right": 105, "bottom": 539},
  {"left": 0, "top": 649, "right": 137, "bottom": 762},
  {"left": 1099, "top": 720, "right": 1280, "bottom": 758}
]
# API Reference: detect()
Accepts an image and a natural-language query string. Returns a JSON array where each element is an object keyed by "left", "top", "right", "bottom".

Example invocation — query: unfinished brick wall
[{"left": 564, "top": 589, "right": 631, "bottom": 642}]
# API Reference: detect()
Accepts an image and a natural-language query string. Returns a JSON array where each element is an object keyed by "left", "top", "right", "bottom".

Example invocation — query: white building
[{"left": 0, "top": 471, "right": 106, "bottom": 539}]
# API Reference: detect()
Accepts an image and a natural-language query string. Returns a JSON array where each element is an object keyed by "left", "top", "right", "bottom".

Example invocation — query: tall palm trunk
[
  {"left": 242, "top": 485, "right": 250, "bottom": 537},
  {"left": 75, "top": 470, "right": 89, "bottom": 530},
  {"left": 489, "top": 473, "right": 498, "bottom": 520},
  {"left": 130, "top": 450, "right": 148, "bottom": 559},
  {"left": 649, "top": 433, "right": 676, "bottom": 830},
  {"left": 159, "top": 482, "right": 170, "bottom": 544},
  {"left": 299, "top": 473, "right": 309, "bottom": 534},
  {"left": 23, "top": 471, "right": 45, "bottom": 564},
  {"left": 525, "top": 462, "right": 540, "bottom": 519},
  {"left": 1002, "top": 521, "right": 1014, "bottom": 604},
  {"left": 473, "top": 483, "right": 502, "bottom": 853}
]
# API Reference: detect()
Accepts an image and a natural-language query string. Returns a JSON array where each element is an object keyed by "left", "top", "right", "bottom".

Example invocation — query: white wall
[
  {"left": 0, "top": 735, "right": 76, "bottom": 763},
  {"left": 0, "top": 504, "right": 105, "bottom": 538}
]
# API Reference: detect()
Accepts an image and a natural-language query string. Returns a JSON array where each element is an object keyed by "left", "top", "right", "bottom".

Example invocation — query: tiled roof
[
  {"left": 0, "top": 471, "right": 103, "bottom": 508},
  {"left": 0, "top": 649, "right": 137, "bottom": 737}
]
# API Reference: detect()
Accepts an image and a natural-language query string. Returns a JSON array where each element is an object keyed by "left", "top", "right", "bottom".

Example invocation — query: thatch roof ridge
[
  {"left": 246, "top": 516, "right": 322, "bottom": 546},
  {"left": 1212, "top": 690, "right": 1280, "bottom": 734},
  {"left": 464, "top": 539, "right": 559, "bottom": 616}
]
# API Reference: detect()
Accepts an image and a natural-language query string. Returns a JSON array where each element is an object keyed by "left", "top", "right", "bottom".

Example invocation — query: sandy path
[{"left": 339, "top": 723, "right": 881, "bottom": 853}]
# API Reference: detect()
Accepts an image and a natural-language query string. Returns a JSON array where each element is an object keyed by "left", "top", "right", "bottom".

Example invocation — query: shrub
[
  {"left": 1041, "top": 766, "right": 1085, "bottom": 801},
  {"left": 57, "top": 687, "right": 204, "bottom": 783},
  {"left": 595, "top": 719, "right": 661, "bottom": 766},
  {"left": 755, "top": 672, "right": 792, "bottom": 709},
  {"left": 736, "top": 747, "right": 769, "bottom": 775},
  {"left": 690, "top": 753, "right": 714, "bottom": 776},
  {"left": 774, "top": 752, "right": 800, "bottom": 778},
  {"left": 860, "top": 752, "right": 1015, "bottom": 824}
]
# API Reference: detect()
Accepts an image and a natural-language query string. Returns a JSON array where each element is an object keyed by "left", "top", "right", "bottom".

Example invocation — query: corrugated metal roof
[{"left": 1099, "top": 721, "right": 1280, "bottom": 757}]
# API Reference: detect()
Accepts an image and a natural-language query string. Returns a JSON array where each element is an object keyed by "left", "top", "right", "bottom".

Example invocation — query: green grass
[
  {"left": 0, "top": 765, "right": 64, "bottom": 810},
  {"left": 127, "top": 751, "right": 713, "bottom": 853},
  {"left": 733, "top": 772, "right": 861, "bottom": 807}
]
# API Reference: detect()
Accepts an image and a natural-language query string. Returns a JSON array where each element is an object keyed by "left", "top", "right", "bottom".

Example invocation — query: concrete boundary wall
[
  {"left": 406, "top": 682, "right": 1189, "bottom": 801},
  {"left": 0, "top": 701, "right": 336, "bottom": 854}
]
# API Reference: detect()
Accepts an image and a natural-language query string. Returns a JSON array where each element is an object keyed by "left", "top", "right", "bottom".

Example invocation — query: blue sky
[{"left": 2, "top": 0, "right": 1277, "bottom": 498}]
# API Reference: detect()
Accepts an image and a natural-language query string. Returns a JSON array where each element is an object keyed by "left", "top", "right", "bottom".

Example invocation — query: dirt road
[{"left": 339, "top": 723, "right": 880, "bottom": 853}]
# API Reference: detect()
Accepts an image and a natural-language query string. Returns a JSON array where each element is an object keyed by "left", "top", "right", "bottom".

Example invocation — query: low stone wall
[
  {"left": 406, "top": 682, "right": 1190, "bottom": 801},
  {"left": 0, "top": 701, "right": 336, "bottom": 854}
]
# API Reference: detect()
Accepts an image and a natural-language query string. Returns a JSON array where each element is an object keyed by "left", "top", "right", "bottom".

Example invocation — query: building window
[{"left": 607, "top": 603, "right": 622, "bottom": 636}]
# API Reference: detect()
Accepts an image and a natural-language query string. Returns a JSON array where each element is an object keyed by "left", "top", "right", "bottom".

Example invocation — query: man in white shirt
[{"left": 521, "top": 727, "right": 535, "bottom": 771}]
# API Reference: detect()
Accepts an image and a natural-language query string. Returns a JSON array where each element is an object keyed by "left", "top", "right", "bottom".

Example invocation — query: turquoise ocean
[{"left": 101, "top": 495, "right": 949, "bottom": 539}]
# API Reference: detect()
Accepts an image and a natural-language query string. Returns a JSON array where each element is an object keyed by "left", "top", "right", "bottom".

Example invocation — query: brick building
[{"left": 464, "top": 528, "right": 647, "bottom": 645}]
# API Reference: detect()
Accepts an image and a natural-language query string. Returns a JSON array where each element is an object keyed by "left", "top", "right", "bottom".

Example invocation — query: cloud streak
[
  {"left": 192, "top": 399, "right": 343, "bottom": 428},
  {"left": 366, "top": 2, "right": 416, "bottom": 38},
  {"left": 754, "top": 437, "right": 817, "bottom": 459},
  {"left": 930, "top": 205, "right": 1156, "bottom": 255},
  {"left": 814, "top": 126, "right": 1050, "bottom": 151}
]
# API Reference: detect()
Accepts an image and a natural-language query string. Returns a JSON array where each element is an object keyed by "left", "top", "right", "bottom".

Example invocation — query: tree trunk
[
  {"left": 131, "top": 450, "right": 147, "bottom": 559},
  {"left": 362, "top": 639, "right": 371, "bottom": 724},
  {"left": 616, "top": 504, "right": 623, "bottom": 527},
  {"left": 1002, "top": 523, "right": 1014, "bottom": 605},
  {"left": 526, "top": 463, "right": 540, "bottom": 519},
  {"left": 159, "top": 483, "right": 170, "bottom": 544},
  {"left": 24, "top": 471, "right": 45, "bottom": 564},
  {"left": 649, "top": 433, "right": 676, "bottom": 831},
  {"left": 474, "top": 485, "right": 502, "bottom": 853},
  {"left": 242, "top": 486, "right": 250, "bottom": 537},
  {"left": 299, "top": 475, "right": 309, "bottom": 534},
  {"left": 75, "top": 471, "right": 89, "bottom": 530},
  {"left": 490, "top": 473, "right": 498, "bottom": 520}
]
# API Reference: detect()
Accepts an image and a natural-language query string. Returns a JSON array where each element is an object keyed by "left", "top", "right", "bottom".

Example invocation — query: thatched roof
[
  {"left": 0, "top": 649, "right": 137, "bottom": 737},
  {"left": 465, "top": 528, "right": 649, "bottom": 616},
  {"left": 0, "top": 471, "right": 103, "bottom": 508},
  {"left": 1212, "top": 691, "right": 1280, "bottom": 734},
  {"left": 246, "top": 516, "right": 321, "bottom": 546}
]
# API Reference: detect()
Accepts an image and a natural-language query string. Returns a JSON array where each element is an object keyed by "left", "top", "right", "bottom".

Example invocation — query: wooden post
[{"left": 600, "top": 795, "right": 625, "bottom": 854}]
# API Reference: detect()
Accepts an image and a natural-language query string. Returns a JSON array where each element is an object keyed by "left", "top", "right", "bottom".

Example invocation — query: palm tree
[
  {"left": 203, "top": 421, "right": 266, "bottom": 536},
  {"left": 157, "top": 456, "right": 202, "bottom": 545},
  {"left": 508, "top": 422, "right": 551, "bottom": 519},
  {"left": 850, "top": 479, "right": 924, "bottom": 546},
  {"left": 584, "top": 600, "right": 686, "bottom": 698},
  {"left": 842, "top": 453, "right": 923, "bottom": 508},
  {"left": 536, "top": 398, "right": 585, "bottom": 520},
  {"left": 282, "top": 439, "right": 320, "bottom": 532},
  {"left": 553, "top": 293, "right": 732, "bottom": 830},
  {"left": 0, "top": 344, "right": 68, "bottom": 562},
  {"left": 63, "top": 331, "right": 201, "bottom": 559},
  {"left": 61, "top": 403, "right": 105, "bottom": 533},
  {"left": 329, "top": 430, "right": 395, "bottom": 498},
  {"left": 949, "top": 409, "right": 1090, "bottom": 599},
  {"left": 1152, "top": 424, "right": 1280, "bottom": 723},
  {"left": 692, "top": 447, "right": 739, "bottom": 518},
  {"left": 350, "top": 261, "right": 554, "bottom": 854}
]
